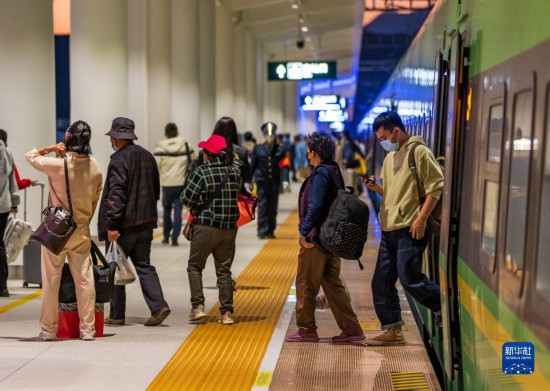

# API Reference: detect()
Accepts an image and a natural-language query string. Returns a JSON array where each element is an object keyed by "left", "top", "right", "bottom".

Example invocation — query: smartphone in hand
[{"left": 354, "top": 173, "right": 376, "bottom": 185}]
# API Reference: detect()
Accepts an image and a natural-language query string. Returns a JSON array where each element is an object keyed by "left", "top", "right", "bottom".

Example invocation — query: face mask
[
  {"left": 112, "top": 144, "right": 118, "bottom": 152},
  {"left": 380, "top": 130, "right": 399, "bottom": 152}
]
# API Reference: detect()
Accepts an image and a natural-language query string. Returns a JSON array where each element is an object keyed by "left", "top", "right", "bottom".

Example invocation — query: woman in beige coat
[{"left": 26, "top": 121, "right": 103, "bottom": 341}]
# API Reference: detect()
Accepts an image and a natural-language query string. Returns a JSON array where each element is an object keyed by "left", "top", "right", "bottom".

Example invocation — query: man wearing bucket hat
[
  {"left": 250, "top": 122, "right": 286, "bottom": 239},
  {"left": 181, "top": 135, "right": 241, "bottom": 325},
  {"left": 98, "top": 117, "right": 171, "bottom": 327}
]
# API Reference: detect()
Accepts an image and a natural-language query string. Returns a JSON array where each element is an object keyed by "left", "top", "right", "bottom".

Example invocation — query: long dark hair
[
  {"left": 213, "top": 117, "right": 239, "bottom": 146},
  {"left": 65, "top": 120, "right": 92, "bottom": 155}
]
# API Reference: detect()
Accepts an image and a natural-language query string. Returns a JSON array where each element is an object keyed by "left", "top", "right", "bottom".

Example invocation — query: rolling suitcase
[{"left": 23, "top": 184, "right": 45, "bottom": 288}]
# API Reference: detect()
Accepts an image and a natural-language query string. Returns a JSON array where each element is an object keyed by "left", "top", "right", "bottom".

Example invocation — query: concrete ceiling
[{"left": 227, "top": 0, "right": 365, "bottom": 75}]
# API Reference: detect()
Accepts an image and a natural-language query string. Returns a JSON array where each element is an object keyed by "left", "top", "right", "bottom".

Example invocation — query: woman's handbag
[
  {"left": 90, "top": 241, "right": 117, "bottom": 303},
  {"left": 105, "top": 241, "right": 136, "bottom": 285},
  {"left": 236, "top": 193, "right": 258, "bottom": 227},
  {"left": 31, "top": 157, "right": 77, "bottom": 255},
  {"left": 183, "top": 170, "right": 231, "bottom": 241},
  {"left": 58, "top": 241, "right": 117, "bottom": 304}
]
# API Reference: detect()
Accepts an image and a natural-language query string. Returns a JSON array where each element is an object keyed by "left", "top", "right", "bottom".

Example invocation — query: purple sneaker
[
  {"left": 285, "top": 330, "right": 320, "bottom": 342},
  {"left": 331, "top": 331, "right": 366, "bottom": 343}
]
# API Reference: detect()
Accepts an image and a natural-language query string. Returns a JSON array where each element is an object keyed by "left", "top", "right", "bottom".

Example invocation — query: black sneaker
[
  {"left": 162, "top": 238, "right": 169, "bottom": 244},
  {"left": 0, "top": 289, "right": 9, "bottom": 297},
  {"left": 257, "top": 233, "right": 267, "bottom": 239},
  {"left": 171, "top": 241, "right": 179, "bottom": 247}
]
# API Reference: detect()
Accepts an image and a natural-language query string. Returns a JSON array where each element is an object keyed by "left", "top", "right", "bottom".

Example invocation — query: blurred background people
[
  {"left": 154, "top": 122, "right": 189, "bottom": 247},
  {"left": 251, "top": 122, "right": 285, "bottom": 239},
  {"left": 0, "top": 129, "right": 20, "bottom": 298}
]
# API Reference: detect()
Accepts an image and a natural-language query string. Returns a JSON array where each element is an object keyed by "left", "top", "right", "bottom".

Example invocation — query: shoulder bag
[
  {"left": 408, "top": 142, "right": 443, "bottom": 238},
  {"left": 31, "top": 156, "right": 77, "bottom": 255}
]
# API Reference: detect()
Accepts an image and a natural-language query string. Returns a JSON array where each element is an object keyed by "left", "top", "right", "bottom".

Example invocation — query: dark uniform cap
[
  {"left": 105, "top": 117, "right": 138, "bottom": 140},
  {"left": 261, "top": 122, "right": 277, "bottom": 136}
]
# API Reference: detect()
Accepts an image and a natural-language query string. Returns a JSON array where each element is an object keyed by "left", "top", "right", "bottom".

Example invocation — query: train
[{"left": 359, "top": 0, "right": 550, "bottom": 389}]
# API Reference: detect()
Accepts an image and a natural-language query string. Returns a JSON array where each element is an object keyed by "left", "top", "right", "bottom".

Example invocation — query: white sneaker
[
  {"left": 188, "top": 305, "right": 207, "bottom": 322},
  {"left": 38, "top": 331, "right": 57, "bottom": 341},
  {"left": 218, "top": 311, "right": 235, "bottom": 325},
  {"left": 79, "top": 332, "right": 95, "bottom": 341}
]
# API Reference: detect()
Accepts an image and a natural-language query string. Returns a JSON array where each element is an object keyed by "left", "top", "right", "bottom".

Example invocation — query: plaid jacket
[{"left": 181, "top": 158, "right": 241, "bottom": 228}]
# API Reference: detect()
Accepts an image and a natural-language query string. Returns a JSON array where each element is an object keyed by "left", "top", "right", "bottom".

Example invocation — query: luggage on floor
[
  {"left": 22, "top": 184, "right": 45, "bottom": 288},
  {"left": 4, "top": 214, "right": 32, "bottom": 264}
]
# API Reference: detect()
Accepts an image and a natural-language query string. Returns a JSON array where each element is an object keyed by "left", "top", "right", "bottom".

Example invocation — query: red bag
[
  {"left": 57, "top": 303, "right": 105, "bottom": 339},
  {"left": 237, "top": 194, "right": 258, "bottom": 227}
]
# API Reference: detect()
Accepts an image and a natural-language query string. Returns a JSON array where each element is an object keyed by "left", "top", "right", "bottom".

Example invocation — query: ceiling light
[
  {"left": 301, "top": 26, "right": 308, "bottom": 32},
  {"left": 291, "top": 4, "right": 299, "bottom": 9}
]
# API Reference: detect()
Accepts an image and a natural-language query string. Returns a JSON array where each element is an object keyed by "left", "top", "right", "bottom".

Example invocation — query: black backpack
[{"left": 318, "top": 169, "right": 369, "bottom": 269}]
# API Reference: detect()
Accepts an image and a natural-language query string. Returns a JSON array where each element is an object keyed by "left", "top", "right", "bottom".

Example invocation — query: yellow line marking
[
  {"left": 148, "top": 211, "right": 300, "bottom": 391},
  {"left": 253, "top": 371, "right": 273, "bottom": 387},
  {"left": 153, "top": 231, "right": 163, "bottom": 239},
  {"left": 458, "top": 276, "right": 550, "bottom": 389},
  {"left": 0, "top": 290, "right": 42, "bottom": 315}
]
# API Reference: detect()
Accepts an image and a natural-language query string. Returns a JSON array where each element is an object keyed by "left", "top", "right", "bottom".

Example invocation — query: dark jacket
[
  {"left": 98, "top": 143, "right": 160, "bottom": 240},
  {"left": 250, "top": 143, "right": 285, "bottom": 185},
  {"left": 298, "top": 161, "right": 343, "bottom": 238}
]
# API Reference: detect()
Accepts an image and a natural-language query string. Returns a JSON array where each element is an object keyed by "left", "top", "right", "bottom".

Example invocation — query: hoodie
[
  {"left": 379, "top": 135, "right": 443, "bottom": 232},
  {"left": 0, "top": 140, "right": 20, "bottom": 213},
  {"left": 154, "top": 136, "right": 191, "bottom": 187}
]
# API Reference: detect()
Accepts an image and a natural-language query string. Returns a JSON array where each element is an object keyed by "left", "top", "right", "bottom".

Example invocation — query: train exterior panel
[{"left": 360, "top": 1, "right": 550, "bottom": 389}]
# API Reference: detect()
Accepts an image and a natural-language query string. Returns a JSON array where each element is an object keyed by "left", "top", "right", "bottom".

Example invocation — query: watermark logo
[{"left": 502, "top": 342, "right": 535, "bottom": 375}]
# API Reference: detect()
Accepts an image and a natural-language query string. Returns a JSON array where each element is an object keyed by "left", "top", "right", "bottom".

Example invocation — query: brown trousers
[
  {"left": 296, "top": 245, "right": 362, "bottom": 334},
  {"left": 40, "top": 226, "right": 95, "bottom": 334}
]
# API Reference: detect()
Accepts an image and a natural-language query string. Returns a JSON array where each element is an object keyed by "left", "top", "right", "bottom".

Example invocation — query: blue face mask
[
  {"left": 112, "top": 145, "right": 118, "bottom": 152},
  {"left": 380, "top": 131, "right": 399, "bottom": 152}
]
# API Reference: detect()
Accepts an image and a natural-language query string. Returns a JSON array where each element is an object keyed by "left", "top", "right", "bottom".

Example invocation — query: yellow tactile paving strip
[{"left": 148, "top": 212, "right": 300, "bottom": 391}]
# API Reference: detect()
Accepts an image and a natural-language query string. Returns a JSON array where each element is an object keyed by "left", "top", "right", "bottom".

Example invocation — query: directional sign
[{"left": 268, "top": 61, "right": 337, "bottom": 81}]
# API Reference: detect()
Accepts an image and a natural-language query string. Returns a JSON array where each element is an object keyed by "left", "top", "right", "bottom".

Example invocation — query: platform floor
[{"left": 0, "top": 192, "right": 439, "bottom": 390}]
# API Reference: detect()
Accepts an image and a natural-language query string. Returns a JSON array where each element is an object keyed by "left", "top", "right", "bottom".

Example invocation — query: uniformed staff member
[{"left": 250, "top": 122, "right": 285, "bottom": 239}]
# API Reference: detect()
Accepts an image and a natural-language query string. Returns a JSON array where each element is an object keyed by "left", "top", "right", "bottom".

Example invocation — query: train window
[
  {"left": 487, "top": 104, "right": 504, "bottom": 163},
  {"left": 504, "top": 90, "right": 533, "bottom": 274},
  {"left": 536, "top": 86, "right": 550, "bottom": 300},
  {"left": 482, "top": 181, "right": 499, "bottom": 258}
]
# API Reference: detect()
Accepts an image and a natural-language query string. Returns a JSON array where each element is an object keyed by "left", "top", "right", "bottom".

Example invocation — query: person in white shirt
[{"left": 154, "top": 123, "right": 192, "bottom": 246}]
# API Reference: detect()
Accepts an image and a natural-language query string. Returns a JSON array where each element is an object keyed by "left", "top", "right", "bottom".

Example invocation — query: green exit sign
[{"left": 268, "top": 61, "right": 337, "bottom": 81}]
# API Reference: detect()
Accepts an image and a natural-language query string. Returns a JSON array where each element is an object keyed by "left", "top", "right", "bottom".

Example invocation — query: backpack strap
[
  {"left": 315, "top": 164, "right": 344, "bottom": 190},
  {"left": 408, "top": 142, "right": 425, "bottom": 204}
]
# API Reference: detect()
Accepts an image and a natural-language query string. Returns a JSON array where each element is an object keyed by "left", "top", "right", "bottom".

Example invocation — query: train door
[{"left": 438, "top": 31, "right": 467, "bottom": 386}]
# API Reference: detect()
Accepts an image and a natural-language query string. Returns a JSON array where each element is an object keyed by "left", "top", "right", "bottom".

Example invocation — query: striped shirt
[{"left": 180, "top": 158, "right": 241, "bottom": 229}]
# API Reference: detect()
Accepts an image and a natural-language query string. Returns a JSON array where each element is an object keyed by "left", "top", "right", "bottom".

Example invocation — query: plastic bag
[{"left": 106, "top": 241, "right": 136, "bottom": 285}]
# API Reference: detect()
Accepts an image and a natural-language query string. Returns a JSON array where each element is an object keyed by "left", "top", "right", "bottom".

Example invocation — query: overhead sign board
[
  {"left": 268, "top": 61, "right": 337, "bottom": 81},
  {"left": 301, "top": 94, "right": 346, "bottom": 111},
  {"left": 318, "top": 109, "right": 348, "bottom": 123}
]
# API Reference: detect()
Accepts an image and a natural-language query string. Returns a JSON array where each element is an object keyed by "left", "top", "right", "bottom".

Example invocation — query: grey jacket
[{"left": 0, "top": 140, "right": 20, "bottom": 213}]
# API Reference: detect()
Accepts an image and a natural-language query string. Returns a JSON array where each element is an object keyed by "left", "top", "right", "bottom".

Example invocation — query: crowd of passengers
[{"left": 0, "top": 110, "right": 443, "bottom": 345}]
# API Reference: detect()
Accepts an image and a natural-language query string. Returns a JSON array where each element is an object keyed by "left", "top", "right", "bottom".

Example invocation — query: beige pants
[
  {"left": 40, "top": 226, "right": 95, "bottom": 334},
  {"left": 295, "top": 245, "right": 362, "bottom": 334}
]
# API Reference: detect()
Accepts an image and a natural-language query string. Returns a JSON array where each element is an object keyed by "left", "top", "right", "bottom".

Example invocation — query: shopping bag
[{"left": 106, "top": 241, "right": 136, "bottom": 285}]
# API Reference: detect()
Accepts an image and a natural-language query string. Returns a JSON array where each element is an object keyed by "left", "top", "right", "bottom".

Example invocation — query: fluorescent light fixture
[{"left": 301, "top": 26, "right": 309, "bottom": 32}]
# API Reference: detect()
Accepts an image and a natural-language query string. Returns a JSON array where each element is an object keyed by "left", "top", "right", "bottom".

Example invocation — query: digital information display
[{"left": 268, "top": 61, "right": 337, "bottom": 81}]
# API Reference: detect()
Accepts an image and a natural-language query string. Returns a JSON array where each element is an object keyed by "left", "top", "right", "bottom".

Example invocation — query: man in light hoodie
[
  {"left": 0, "top": 130, "right": 20, "bottom": 297},
  {"left": 154, "top": 123, "right": 192, "bottom": 246},
  {"left": 363, "top": 111, "right": 443, "bottom": 346}
]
